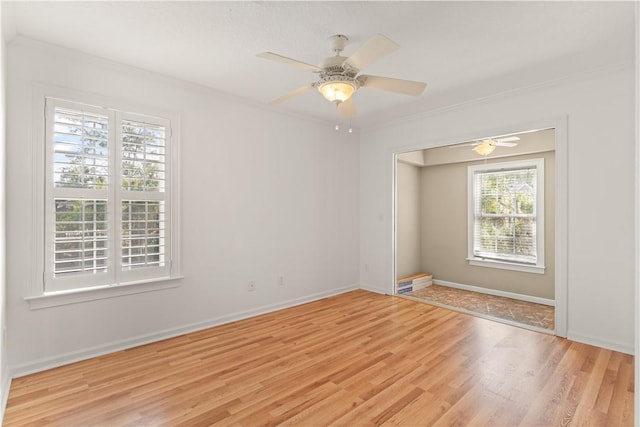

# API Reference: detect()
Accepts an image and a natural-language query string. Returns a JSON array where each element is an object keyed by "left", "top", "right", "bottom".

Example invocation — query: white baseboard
[
  {"left": 359, "top": 283, "right": 388, "bottom": 295},
  {"left": 567, "top": 332, "right": 634, "bottom": 355},
  {"left": 10, "top": 284, "right": 358, "bottom": 378},
  {"left": 433, "top": 279, "right": 555, "bottom": 306}
]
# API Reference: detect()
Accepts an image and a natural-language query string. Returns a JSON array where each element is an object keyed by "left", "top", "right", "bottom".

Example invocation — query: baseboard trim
[
  {"left": 10, "top": 284, "right": 358, "bottom": 378},
  {"left": 359, "top": 283, "right": 387, "bottom": 295},
  {"left": 567, "top": 332, "right": 634, "bottom": 355},
  {"left": 433, "top": 279, "right": 555, "bottom": 306}
]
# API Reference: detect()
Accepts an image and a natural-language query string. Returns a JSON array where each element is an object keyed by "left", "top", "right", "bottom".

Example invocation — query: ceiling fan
[
  {"left": 453, "top": 136, "right": 520, "bottom": 156},
  {"left": 257, "top": 34, "right": 427, "bottom": 117}
]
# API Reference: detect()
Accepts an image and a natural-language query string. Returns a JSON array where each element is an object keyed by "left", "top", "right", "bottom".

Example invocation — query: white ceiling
[{"left": 2, "top": 1, "right": 635, "bottom": 129}]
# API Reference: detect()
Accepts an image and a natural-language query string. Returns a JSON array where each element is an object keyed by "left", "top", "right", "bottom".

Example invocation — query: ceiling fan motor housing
[
  {"left": 317, "top": 53, "right": 360, "bottom": 103},
  {"left": 320, "top": 55, "right": 357, "bottom": 76}
]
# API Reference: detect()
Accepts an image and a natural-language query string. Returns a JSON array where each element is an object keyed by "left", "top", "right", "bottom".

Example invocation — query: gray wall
[
  {"left": 420, "top": 151, "right": 555, "bottom": 299},
  {"left": 396, "top": 162, "right": 421, "bottom": 279}
]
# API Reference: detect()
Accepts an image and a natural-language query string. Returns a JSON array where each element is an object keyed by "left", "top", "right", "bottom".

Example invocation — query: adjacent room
[
  {"left": 396, "top": 128, "right": 557, "bottom": 333},
  {"left": 0, "top": 1, "right": 637, "bottom": 425}
]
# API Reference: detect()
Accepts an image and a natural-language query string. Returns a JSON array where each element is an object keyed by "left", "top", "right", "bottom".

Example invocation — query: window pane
[
  {"left": 474, "top": 167, "right": 537, "bottom": 264},
  {"left": 53, "top": 108, "right": 109, "bottom": 189},
  {"left": 479, "top": 169, "right": 535, "bottom": 215},
  {"left": 121, "top": 120, "right": 166, "bottom": 192},
  {"left": 53, "top": 199, "right": 109, "bottom": 276},
  {"left": 121, "top": 200, "right": 166, "bottom": 270}
]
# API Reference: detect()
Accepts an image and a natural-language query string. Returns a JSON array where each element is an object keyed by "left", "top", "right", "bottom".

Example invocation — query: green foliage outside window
[{"left": 474, "top": 168, "right": 537, "bottom": 263}]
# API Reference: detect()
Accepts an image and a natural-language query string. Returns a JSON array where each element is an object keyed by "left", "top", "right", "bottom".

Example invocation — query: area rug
[{"left": 405, "top": 284, "right": 555, "bottom": 333}]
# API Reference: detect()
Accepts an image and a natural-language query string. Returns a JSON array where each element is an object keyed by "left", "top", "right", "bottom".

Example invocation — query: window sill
[
  {"left": 25, "top": 276, "right": 184, "bottom": 310},
  {"left": 466, "top": 258, "right": 545, "bottom": 274}
]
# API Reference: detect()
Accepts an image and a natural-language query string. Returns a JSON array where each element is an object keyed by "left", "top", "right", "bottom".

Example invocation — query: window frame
[
  {"left": 467, "top": 158, "right": 545, "bottom": 274},
  {"left": 27, "top": 86, "right": 182, "bottom": 309}
]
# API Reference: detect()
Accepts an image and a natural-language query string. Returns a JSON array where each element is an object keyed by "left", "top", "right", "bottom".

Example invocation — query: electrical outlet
[
  {"left": 248, "top": 281, "right": 256, "bottom": 292},
  {"left": 279, "top": 276, "right": 285, "bottom": 287}
]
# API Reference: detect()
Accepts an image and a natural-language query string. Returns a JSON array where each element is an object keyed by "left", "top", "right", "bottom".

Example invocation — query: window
[
  {"left": 44, "top": 98, "right": 177, "bottom": 293},
  {"left": 467, "top": 159, "right": 545, "bottom": 274}
]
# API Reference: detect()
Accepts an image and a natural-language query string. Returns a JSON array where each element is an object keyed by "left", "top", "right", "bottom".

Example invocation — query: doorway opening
[{"left": 393, "top": 127, "right": 564, "bottom": 335}]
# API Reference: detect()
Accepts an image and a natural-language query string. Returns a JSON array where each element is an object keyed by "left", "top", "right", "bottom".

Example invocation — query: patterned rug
[{"left": 405, "top": 285, "right": 555, "bottom": 332}]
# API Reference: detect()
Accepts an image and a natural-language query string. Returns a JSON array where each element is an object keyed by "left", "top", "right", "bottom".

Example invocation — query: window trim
[
  {"left": 25, "top": 277, "right": 182, "bottom": 310},
  {"left": 28, "top": 84, "right": 182, "bottom": 309},
  {"left": 467, "top": 158, "right": 545, "bottom": 274}
]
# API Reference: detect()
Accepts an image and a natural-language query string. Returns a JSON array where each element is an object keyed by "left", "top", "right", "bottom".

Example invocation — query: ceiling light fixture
[
  {"left": 473, "top": 142, "right": 496, "bottom": 156},
  {"left": 317, "top": 76, "right": 358, "bottom": 103}
]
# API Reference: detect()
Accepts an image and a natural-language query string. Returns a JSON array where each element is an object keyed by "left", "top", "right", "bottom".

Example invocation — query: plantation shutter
[
  {"left": 118, "top": 114, "right": 171, "bottom": 283},
  {"left": 45, "top": 99, "right": 116, "bottom": 292},
  {"left": 44, "top": 98, "right": 172, "bottom": 293}
]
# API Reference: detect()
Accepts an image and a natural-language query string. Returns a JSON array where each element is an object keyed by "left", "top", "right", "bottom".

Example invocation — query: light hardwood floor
[{"left": 4, "top": 290, "right": 634, "bottom": 426}]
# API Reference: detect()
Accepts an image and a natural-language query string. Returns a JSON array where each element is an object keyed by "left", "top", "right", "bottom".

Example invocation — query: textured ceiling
[{"left": 2, "top": 1, "right": 635, "bottom": 129}]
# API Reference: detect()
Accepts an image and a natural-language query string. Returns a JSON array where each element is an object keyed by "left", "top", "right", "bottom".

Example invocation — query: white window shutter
[{"left": 44, "top": 98, "right": 174, "bottom": 293}]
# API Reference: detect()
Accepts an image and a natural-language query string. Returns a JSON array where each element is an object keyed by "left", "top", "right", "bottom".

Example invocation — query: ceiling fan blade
[
  {"left": 269, "top": 84, "right": 315, "bottom": 105},
  {"left": 343, "top": 34, "right": 398, "bottom": 71},
  {"left": 493, "top": 142, "right": 518, "bottom": 147},
  {"left": 257, "top": 52, "right": 322, "bottom": 72},
  {"left": 495, "top": 136, "right": 520, "bottom": 143},
  {"left": 359, "top": 75, "right": 427, "bottom": 96},
  {"left": 337, "top": 97, "right": 356, "bottom": 118},
  {"left": 448, "top": 143, "right": 479, "bottom": 148}
]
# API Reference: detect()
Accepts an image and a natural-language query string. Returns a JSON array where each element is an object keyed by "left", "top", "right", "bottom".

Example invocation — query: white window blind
[
  {"left": 45, "top": 98, "right": 173, "bottom": 293},
  {"left": 468, "top": 159, "right": 544, "bottom": 272},
  {"left": 473, "top": 167, "right": 537, "bottom": 263}
]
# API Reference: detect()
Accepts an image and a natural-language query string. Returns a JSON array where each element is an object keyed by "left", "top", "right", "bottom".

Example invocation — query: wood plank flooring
[{"left": 4, "top": 290, "right": 634, "bottom": 426}]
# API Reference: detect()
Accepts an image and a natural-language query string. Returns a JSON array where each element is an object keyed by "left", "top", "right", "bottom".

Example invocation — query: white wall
[
  {"left": 360, "top": 64, "right": 635, "bottom": 354},
  {"left": 0, "top": 10, "right": 9, "bottom": 417},
  {"left": 634, "top": 4, "right": 639, "bottom": 425},
  {"left": 6, "top": 38, "right": 360, "bottom": 374},
  {"left": 395, "top": 161, "right": 421, "bottom": 279}
]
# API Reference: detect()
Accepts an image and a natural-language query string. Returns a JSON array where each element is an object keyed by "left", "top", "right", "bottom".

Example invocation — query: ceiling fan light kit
[
  {"left": 257, "top": 33, "right": 427, "bottom": 120},
  {"left": 473, "top": 143, "right": 497, "bottom": 156},
  {"left": 457, "top": 137, "right": 520, "bottom": 156},
  {"left": 317, "top": 76, "right": 358, "bottom": 103}
]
